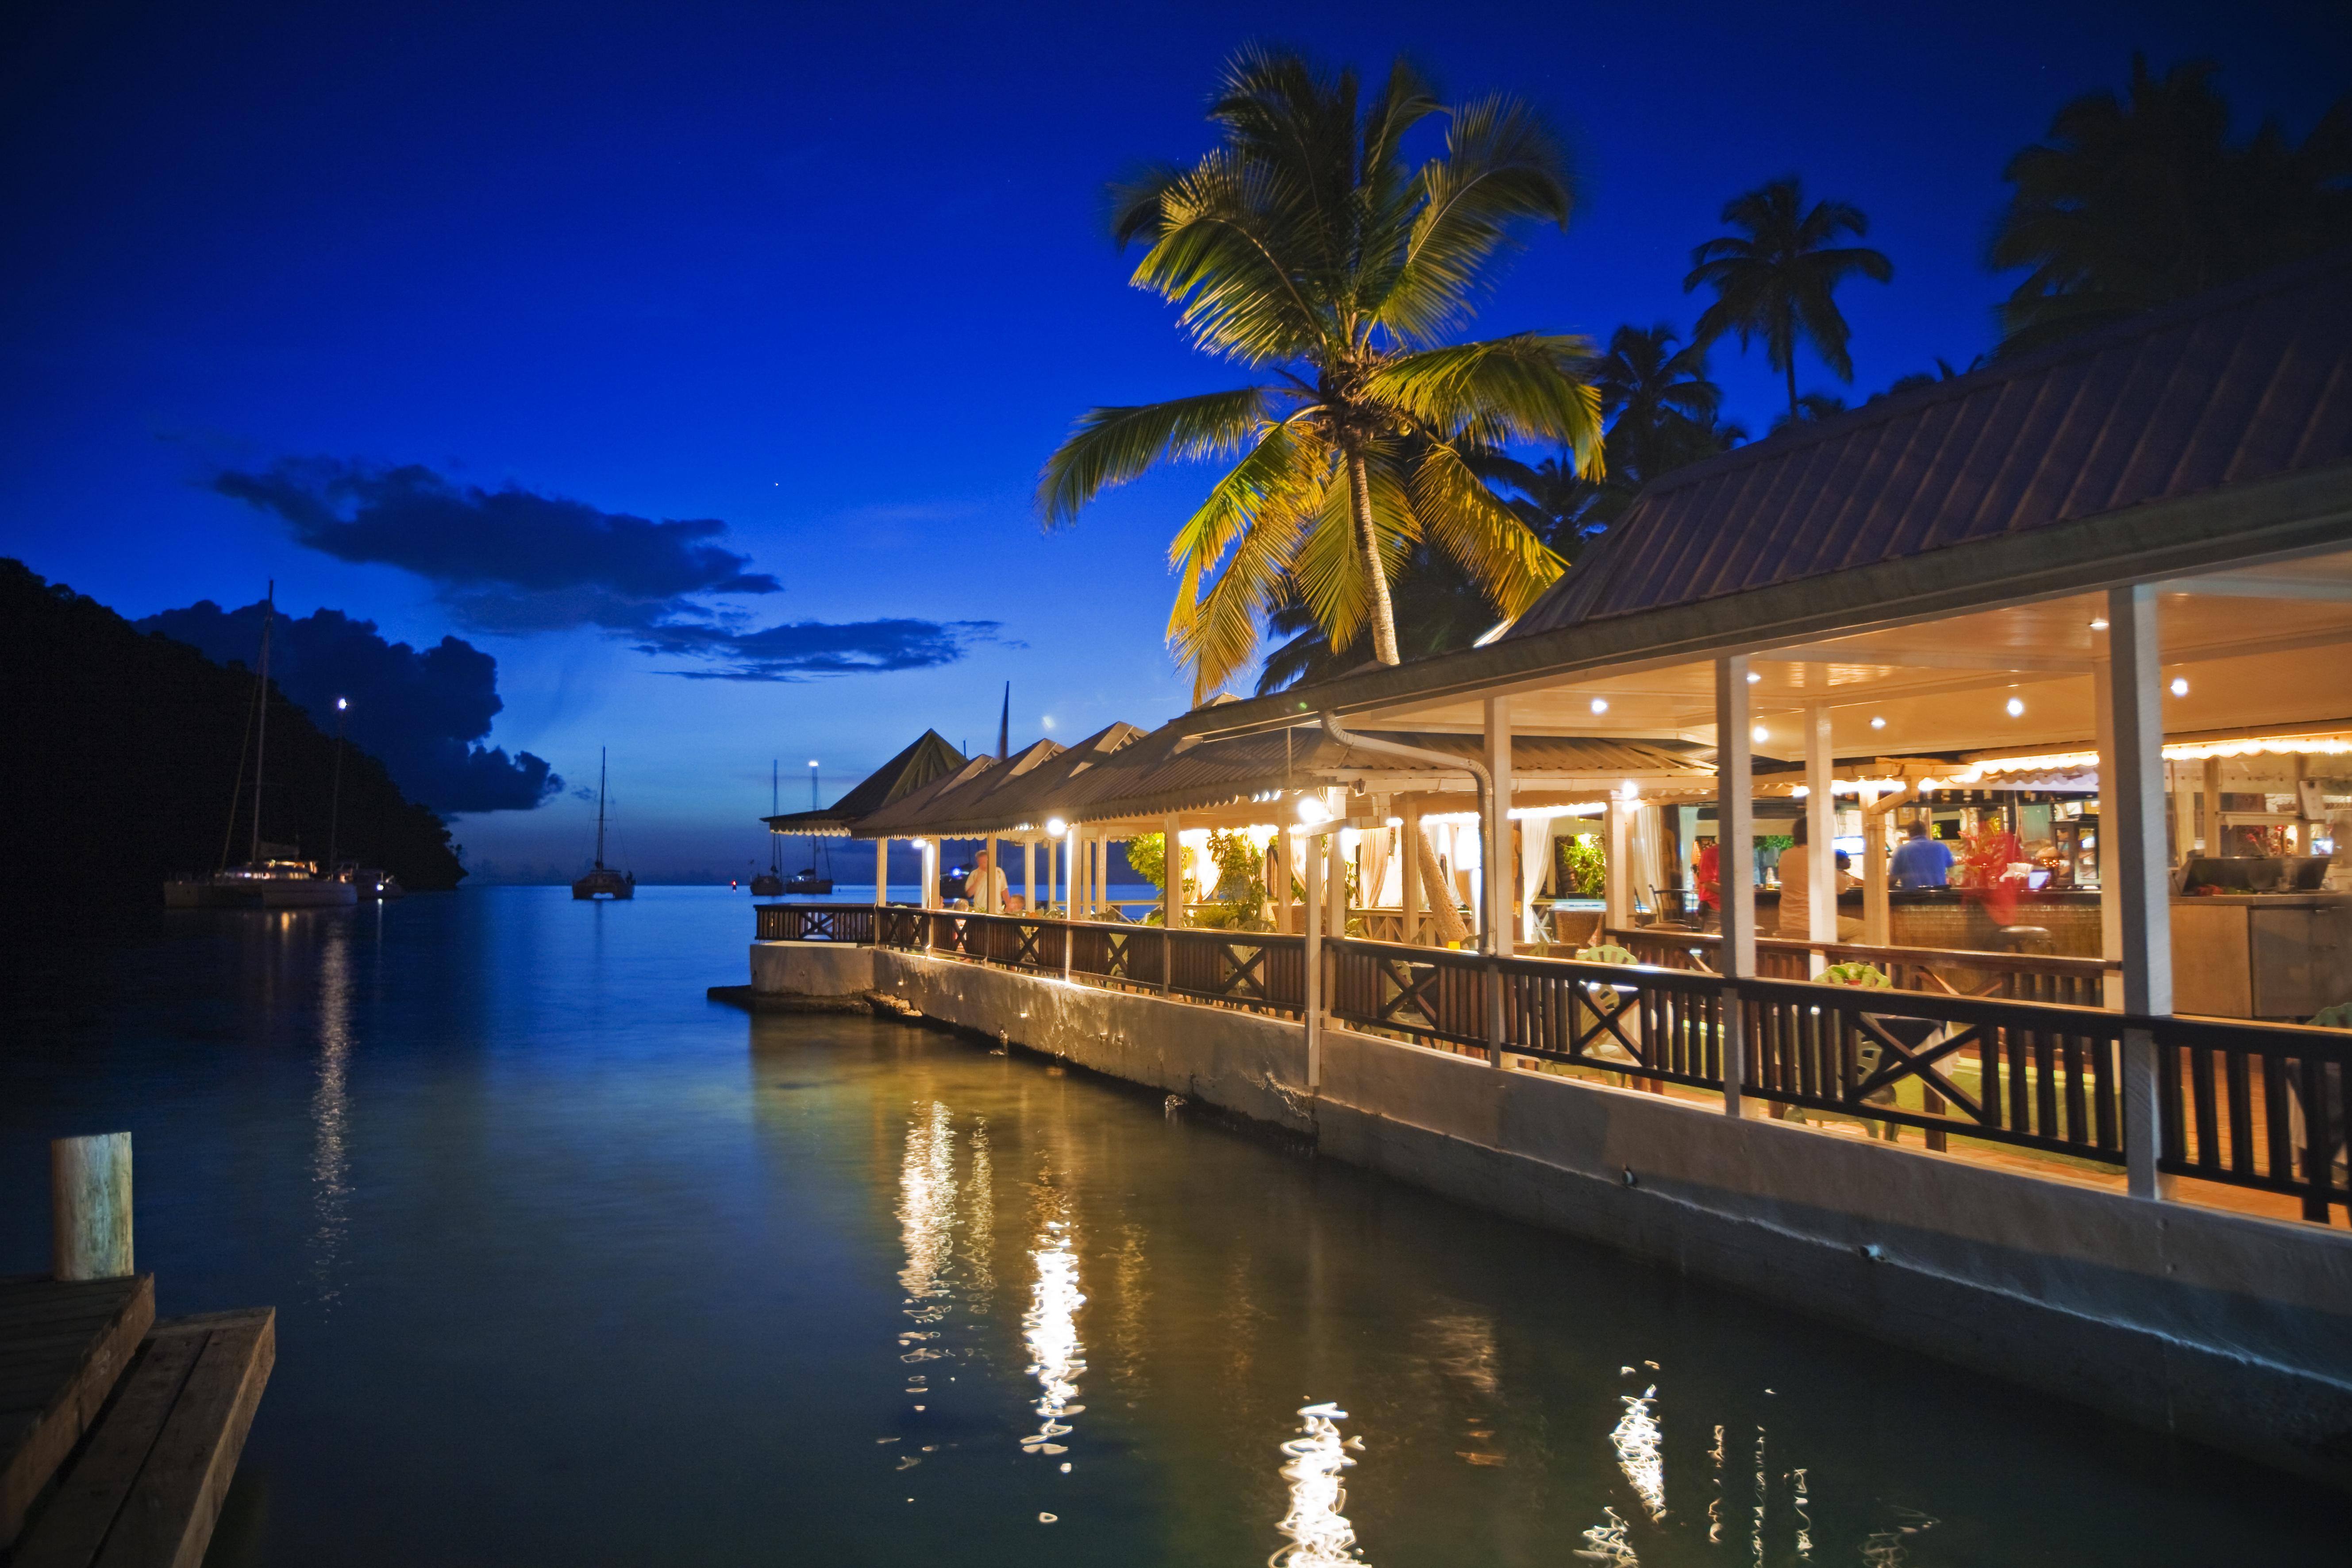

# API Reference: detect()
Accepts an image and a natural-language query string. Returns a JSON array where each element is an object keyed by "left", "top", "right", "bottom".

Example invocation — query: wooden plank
[
  {"left": 10, "top": 1334, "right": 203, "bottom": 1568},
  {"left": 0, "top": 1276, "right": 153, "bottom": 1551},
  {"left": 96, "top": 1311, "right": 274, "bottom": 1568}
]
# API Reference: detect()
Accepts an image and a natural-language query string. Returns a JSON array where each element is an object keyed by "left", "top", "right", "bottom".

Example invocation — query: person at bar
[
  {"left": 1891, "top": 818, "right": 1955, "bottom": 889},
  {"left": 1778, "top": 818, "right": 1861, "bottom": 939}
]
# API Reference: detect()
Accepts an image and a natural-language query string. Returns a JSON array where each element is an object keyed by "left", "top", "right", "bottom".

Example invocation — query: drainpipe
[{"left": 1318, "top": 714, "right": 1496, "bottom": 956}]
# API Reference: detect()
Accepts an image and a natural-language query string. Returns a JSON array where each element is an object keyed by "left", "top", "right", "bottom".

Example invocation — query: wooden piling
[{"left": 51, "top": 1134, "right": 133, "bottom": 1283}]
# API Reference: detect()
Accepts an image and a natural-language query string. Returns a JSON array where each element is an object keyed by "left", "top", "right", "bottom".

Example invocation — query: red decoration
[{"left": 1954, "top": 823, "right": 2025, "bottom": 926}]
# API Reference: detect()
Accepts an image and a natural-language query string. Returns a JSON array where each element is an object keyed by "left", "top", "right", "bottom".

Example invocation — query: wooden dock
[{"left": 0, "top": 1275, "right": 272, "bottom": 1567}]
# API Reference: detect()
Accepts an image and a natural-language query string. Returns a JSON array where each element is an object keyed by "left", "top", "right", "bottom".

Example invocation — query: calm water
[{"left": 3, "top": 887, "right": 2344, "bottom": 1565}]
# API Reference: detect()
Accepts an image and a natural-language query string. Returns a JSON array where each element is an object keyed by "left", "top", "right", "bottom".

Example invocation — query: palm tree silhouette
[
  {"left": 1037, "top": 47, "right": 1603, "bottom": 700},
  {"left": 1990, "top": 56, "right": 2352, "bottom": 355},
  {"left": 1684, "top": 178, "right": 1893, "bottom": 420},
  {"left": 1594, "top": 324, "right": 1724, "bottom": 482}
]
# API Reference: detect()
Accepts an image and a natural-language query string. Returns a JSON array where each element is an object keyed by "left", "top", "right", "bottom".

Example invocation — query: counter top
[{"left": 2172, "top": 891, "right": 2349, "bottom": 907}]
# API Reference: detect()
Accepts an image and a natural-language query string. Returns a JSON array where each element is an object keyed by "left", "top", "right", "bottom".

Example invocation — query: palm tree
[
  {"left": 1037, "top": 48, "right": 1604, "bottom": 701},
  {"left": 1592, "top": 324, "right": 1724, "bottom": 482},
  {"left": 1990, "top": 57, "right": 2352, "bottom": 355},
  {"left": 1684, "top": 179, "right": 1893, "bottom": 420},
  {"left": 1255, "top": 545, "right": 1496, "bottom": 695}
]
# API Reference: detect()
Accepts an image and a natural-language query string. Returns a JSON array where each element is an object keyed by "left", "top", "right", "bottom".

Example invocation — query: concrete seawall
[{"left": 750, "top": 939, "right": 2352, "bottom": 1488}]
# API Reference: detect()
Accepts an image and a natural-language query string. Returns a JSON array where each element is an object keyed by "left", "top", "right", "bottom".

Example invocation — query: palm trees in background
[
  {"left": 1593, "top": 324, "right": 1725, "bottom": 480},
  {"left": 1684, "top": 178, "right": 1893, "bottom": 421},
  {"left": 1990, "top": 56, "right": 2352, "bottom": 355},
  {"left": 1037, "top": 47, "right": 1603, "bottom": 701}
]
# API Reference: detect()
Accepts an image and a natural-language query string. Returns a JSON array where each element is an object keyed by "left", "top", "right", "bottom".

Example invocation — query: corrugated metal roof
[
  {"left": 855, "top": 721, "right": 1706, "bottom": 838},
  {"left": 1513, "top": 251, "right": 2352, "bottom": 636},
  {"left": 762, "top": 729, "right": 965, "bottom": 835}
]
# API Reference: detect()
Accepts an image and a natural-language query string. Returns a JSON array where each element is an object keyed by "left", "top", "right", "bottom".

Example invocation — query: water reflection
[
  {"left": 1018, "top": 1193, "right": 1084, "bottom": 1459},
  {"left": 1273, "top": 1402, "right": 1369, "bottom": 1567},
  {"left": 897, "top": 1102, "right": 957, "bottom": 1364},
  {"left": 309, "top": 923, "right": 353, "bottom": 1309},
  {"left": 962, "top": 1119, "right": 994, "bottom": 1306},
  {"left": 1609, "top": 1384, "right": 1664, "bottom": 1522}
]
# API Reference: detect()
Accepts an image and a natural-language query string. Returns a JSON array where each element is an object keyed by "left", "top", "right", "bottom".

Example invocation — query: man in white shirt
[{"left": 967, "top": 848, "right": 1013, "bottom": 913}]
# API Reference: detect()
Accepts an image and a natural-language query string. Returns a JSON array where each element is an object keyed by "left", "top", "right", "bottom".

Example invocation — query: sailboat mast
[
  {"left": 250, "top": 582, "right": 274, "bottom": 864},
  {"left": 596, "top": 747, "right": 608, "bottom": 868}
]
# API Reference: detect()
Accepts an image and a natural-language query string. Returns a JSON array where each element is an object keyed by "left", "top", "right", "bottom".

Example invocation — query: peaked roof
[
  {"left": 1513, "top": 250, "right": 2352, "bottom": 636},
  {"left": 762, "top": 729, "right": 966, "bottom": 835},
  {"left": 854, "top": 723, "right": 1146, "bottom": 838}
]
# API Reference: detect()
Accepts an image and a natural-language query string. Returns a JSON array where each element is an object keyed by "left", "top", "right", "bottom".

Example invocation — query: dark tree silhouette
[
  {"left": 1990, "top": 56, "right": 2352, "bottom": 355},
  {"left": 1685, "top": 178, "right": 1894, "bottom": 419}
]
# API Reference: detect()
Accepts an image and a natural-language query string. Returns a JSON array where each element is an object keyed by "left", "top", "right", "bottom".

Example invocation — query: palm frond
[
  {"left": 1036, "top": 386, "right": 1276, "bottom": 527},
  {"left": 1410, "top": 442, "right": 1566, "bottom": 616},
  {"left": 1287, "top": 447, "right": 1416, "bottom": 651},
  {"left": 1129, "top": 150, "right": 1331, "bottom": 364},
  {"left": 1378, "top": 95, "right": 1575, "bottom": 343},
  {"left": 1365, "top": 334, "right": 1603, "bottom": 474}
]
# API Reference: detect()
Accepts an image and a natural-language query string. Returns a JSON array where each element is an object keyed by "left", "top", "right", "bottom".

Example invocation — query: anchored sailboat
[
  {"left": 164, "top": 583, "right": 356, "bottom": 909},
  {"left": 784, "top": 759, "right": 832, "bottom": 894},
  {"left": 571, "top": 749, "right": 635, "bottom": 900},
  {"left": 750, "top": 761, "right": 785, "bottom": 897}
]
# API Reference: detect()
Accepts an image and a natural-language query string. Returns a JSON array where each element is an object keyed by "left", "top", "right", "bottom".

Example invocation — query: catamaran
[{"left": 165, "top": 583, "right": 357, "bottom": 909}]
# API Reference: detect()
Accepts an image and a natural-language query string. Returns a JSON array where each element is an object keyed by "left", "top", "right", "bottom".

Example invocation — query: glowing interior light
[
  {"left": 1045, "top": 816, "right": 1068, "bottom": 837},
  {"left": 1869, "top": 715, "right": 1886, "bottom": 729},
  {"left": 2006, "top": 697, "right": 2025, "bottom": 717},
  {"left": 1791, "top": 785, "right": 1809, "bottom": 798},
  {"left": 1297, "top": 795, "right": 1333, "bottom": 827},
  {"left": 335, "top": 697, "right": 348, "bottom": 711},
  {"left": 1746, "top": 670, "right": 1762, "bottom": 684},
  {"left": 1751, "top": 725, "right": 1770, "bottom": 744},
  {"left": 2170, "top": 677, "right": 2190, "bottom": 697},
  {"left": 1590, "top": 697, "right": 1609, "bottom": 714},
  {"left": 2089, "top": 618, "right": 2109, "bottom": 630}
]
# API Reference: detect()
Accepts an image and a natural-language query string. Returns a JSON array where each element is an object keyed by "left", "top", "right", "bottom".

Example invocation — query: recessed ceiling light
[
  {"left": 1751, "top": 724, "right": 1770, "bottom": 744},
  {"left": 2170, "top": 677, "right": 2190, "bottom": 697},
  {"left": 2088, "top": 618, "right": 2109, "bottom": 631},
  {"left": 2006, "top": 697, "right": 2026, "bottom": 717},
  {"left": 1590, "top": 697, "right": 1609, "bottom": 714},
  {"left": 1869, "top": 716, "right": 1886, "bottom": 729},
  {"left": 1746, "top": 670, "right": 1762, "bottom": 684}
]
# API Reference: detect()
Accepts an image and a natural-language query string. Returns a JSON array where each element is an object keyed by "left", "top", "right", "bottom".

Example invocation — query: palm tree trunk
[
  {"left": 1345, "top": 446, "right": 1402, "bottom": 666},
  {"left": 1785, "top": 354, "right": 1798, "bottom": 421}
]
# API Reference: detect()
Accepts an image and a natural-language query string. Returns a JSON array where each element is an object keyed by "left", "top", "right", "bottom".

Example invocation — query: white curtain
[
  {"left": 1519, "top": 817, "right": 1553, "bottom": 943},
  {"left": 1631, "top": 806, "right": 1665, "bottom": 912}
]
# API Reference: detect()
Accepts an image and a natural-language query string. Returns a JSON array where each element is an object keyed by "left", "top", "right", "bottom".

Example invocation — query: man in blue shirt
[{"left": 1890, "top": 820, "right": 1955, "bottom": 889}]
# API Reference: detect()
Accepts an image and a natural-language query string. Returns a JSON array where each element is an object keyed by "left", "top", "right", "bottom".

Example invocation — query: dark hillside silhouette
[{"left": 0, "top": 559, "right": 465, "bottom": 931}]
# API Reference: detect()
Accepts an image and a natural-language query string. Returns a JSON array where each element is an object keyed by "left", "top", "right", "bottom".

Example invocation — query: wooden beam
[{"left": 1715, "top": 655, "right": 1754, "bottom": 1117}]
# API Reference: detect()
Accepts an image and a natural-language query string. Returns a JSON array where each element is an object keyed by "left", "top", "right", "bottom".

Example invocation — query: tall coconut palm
[
  {"left": 1684, "top": 178, "right": 1893, "bottom": 420},
  {"left": 1990, "top": 57, "right": 2352, "bottom": 355},
  {"left": 1037, "top": 48, "right": 1604, "bottom": 701}
]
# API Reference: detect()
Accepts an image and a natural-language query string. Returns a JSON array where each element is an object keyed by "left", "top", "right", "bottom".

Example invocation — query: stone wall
[{"left": 748, "top": 939, "right": 2352, "bottom": 1489}]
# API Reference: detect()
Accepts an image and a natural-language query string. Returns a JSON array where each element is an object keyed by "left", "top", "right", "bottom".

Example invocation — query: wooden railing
[
  {"left": 759, "top": 905, "right": 2350, "bottom": 1221},
  {"left": 1607, "top": 927, "right": 2115, "bottom": 1009}
]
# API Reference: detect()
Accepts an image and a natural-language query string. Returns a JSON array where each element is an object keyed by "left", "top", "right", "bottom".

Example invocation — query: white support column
[
  {"left": 1860, "top": 784, "right": 1891, "bottom": 947},
  {"left": 984, "top": 833, "right": 998, "bottom": 914},
  {"left": 1399, "top": 798, "right": 1422, "bottom": 944},
  {"left": 1483, "top": 697, "right": 1513, "bottom": 955},
  {"left": 875, "top": 838, "right": 888, "bottom": 906},
  {"left": 1163, "top": 814, "right": 1182, "bottom": 931},
  {"left": 1325, "top": 807, "right": 1345, "bottom": 940},
  {"left": 920, "top": 838, "right": 939, "bottom": 910},
  {"left": 1024, "top": 836, "right": 1036, "bottom": 913},
  {"left": 2109, "top": 584, "right": 2173, "bottom": 1202},
  {"left": 1047, "top": 836, "right": 1059, "bottom": 913},
  {"left": 1805, "top": 702, "right": 1835, "bottom": 974},
  {"left": 2094, "top": 653, "right": 2123, "bottom": 1009},
  {"left": 1715, "top": 656, "right": 1755, "bottom": 1117},
  {"left": 1605, "top": 794, "right": 1632, "bottom": 936},
  {"left": 1303, "top": 828, "right": 1323, "bottom": 1089}
]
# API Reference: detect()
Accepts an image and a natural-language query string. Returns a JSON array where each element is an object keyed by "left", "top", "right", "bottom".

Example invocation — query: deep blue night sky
[{"left": 4, "top": 0, "right": 2344, "bottom": 877}]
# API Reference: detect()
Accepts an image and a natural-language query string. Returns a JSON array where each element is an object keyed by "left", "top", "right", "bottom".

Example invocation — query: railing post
[
  {"left": 2107, "top": 584, "right": 2173, "bottom": 1200},
  {"left": 1483, "top": 697, "right": 1512, "bottom": 1066},
  {"left": 1303, "top": 832, "right": 1323, "bottom": 1089},
  {"left": 1162, "top": 811, "right": 1180, "bottom": 991},
  {"left": 1716, "top": 655, "right": 1755, "bottom": 1116},
  {"left": 1804, "top": 701, "right": 1835, "bottom": 976}
]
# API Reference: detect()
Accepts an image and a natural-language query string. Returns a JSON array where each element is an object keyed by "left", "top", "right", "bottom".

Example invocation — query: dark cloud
[
  {"left": 138, "top": 600, "right": 559, "bottom": 813},
  {"left": 210, "top": 456, "right": 1000, "bottom": 681},
  {"left": 210, "top": 458, "right": 779, "bottom": 635},
  {"left": 635, "top": 617, "right": 1005, "bottom": 680}
]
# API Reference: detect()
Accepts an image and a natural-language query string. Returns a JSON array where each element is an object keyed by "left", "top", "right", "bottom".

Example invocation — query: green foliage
[
  {"left": 1684, "top": 177, "right": 1893, "bottom": 418},
  {"left": 1127, "top": 830, "right": 1167, "bottom": 891},
  {"left": 1555, "top": 832, "right": 1605, "bottom": 898},
  {"left": 1039, "top": 46, "right": 1603, "bottom": 700},
  {"left": 1991, "top": 57, "right": 2352, "bottom": 355},
  {"left": 1818, "top": 962, "right": 1892, "bottom": 989},
  {"left": 1576, "top": 944, "right": 1639, "bottom": 966}
]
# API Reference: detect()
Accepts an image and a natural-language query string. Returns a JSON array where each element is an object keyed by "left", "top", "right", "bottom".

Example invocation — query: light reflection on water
[{"left": 2, "top": 888, "right": 2343, "bottom": 1567}]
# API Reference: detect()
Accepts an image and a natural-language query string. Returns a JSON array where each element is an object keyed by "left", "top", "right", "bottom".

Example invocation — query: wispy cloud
[{"left": 639, "top": 617, "right": 1005, "bottom": 681}]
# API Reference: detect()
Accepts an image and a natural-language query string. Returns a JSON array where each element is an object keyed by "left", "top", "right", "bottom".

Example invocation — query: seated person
[
  {"left": 1778, "top": 819, "right": 1862, "bottom": 940},
  {"left": 1890, "top": 819, "right": 1955, "bottom": 888}
]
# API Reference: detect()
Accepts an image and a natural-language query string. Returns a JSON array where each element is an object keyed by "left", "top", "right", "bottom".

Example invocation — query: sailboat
[
  {"left": 571, "top": 749, "right": 635, "bottom": 900},
  {"left": 750, "top": 761, "right": 785, "bottom": 897},
  {"left": 784, "top": 759, "right": 832, "bottom": 894},
  {"left": 165, "top": 583, "right": 356, "bottom": 909}
]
